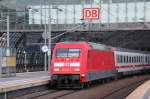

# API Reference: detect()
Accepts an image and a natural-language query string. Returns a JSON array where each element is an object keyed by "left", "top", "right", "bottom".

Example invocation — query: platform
[
  {"left": 126, "top": 80, "right": 150, "bottom": 99},
  {"left": 0, "top": 71, "right": 50, "bottom": 93}
]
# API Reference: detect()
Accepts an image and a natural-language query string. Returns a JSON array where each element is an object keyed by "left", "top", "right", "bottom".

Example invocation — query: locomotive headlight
[
  {"left": 74, "top": 68, "right": 80, "bottom": 71},
  {"left": 81, "top": 74, "right": 85, "bottom": 77},
  {"left": 54, "top": 68, "right": 59, "bottom": 71}
]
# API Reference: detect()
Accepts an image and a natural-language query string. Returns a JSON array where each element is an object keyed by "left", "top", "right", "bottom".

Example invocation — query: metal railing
[{"left": 1, "top": 22, "right": 150, "bottom": 32}]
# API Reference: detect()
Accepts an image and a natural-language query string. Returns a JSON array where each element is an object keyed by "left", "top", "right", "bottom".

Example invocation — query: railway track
[
  {"left": 28, "top": 90, "right": 58, "bottom": 99},
  {"left": 14, "top": 89, "right": 79, "bottom": 99},
  {"left": 14, "top": 75, "right": 150, "bottom": 99},
  {"left": 46, "top": 90, "right": 78, "bottom": 99},
  {"left": 99, "top": 76, "right": 149, "bottom": 99}
]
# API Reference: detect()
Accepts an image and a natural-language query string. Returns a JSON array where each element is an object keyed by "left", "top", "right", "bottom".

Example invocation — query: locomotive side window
[{"left": 68, "top": 49, "right": 80, "bottom": 57}]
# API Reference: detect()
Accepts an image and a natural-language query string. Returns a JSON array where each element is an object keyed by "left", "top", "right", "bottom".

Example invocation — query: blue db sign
[{"left": 82, "top": 8, "right": 100, "bottom": 20}]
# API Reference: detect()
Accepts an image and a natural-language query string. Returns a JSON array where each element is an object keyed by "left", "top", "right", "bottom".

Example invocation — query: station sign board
[
  {"left": 41, "top": 45, "right": 48, "bottom": 53},
  {"left": 82, "top": 8, "right": 100, "bottom": 20}
]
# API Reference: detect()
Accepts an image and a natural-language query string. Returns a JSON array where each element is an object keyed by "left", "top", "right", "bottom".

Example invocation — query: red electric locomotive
[{"left": 50, "top": 41, "right": 150, "bottom": 88}]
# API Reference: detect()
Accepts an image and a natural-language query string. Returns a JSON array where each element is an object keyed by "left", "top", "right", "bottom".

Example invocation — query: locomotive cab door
[{"left": 87, "top": 50, "right": 92, "bottom": 81}]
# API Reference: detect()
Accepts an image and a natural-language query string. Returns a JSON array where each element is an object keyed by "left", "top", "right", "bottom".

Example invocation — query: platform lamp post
[
  {"left": 47, "top": 6, "right": 63, "bottom": 72},
  {"left": 6, "top": 15, "right": 10, "bottom": 56},
  {"left": 48, "top": 6, "right": 51, "bottom": 72}
]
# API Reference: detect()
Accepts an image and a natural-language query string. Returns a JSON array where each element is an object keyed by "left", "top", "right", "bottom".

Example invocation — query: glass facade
[
  {"left": 0, "top": 0, "right": 149, "bottom": 31},
  {"left": 28, "top": 2, "right": 150, "bottom": 24}
]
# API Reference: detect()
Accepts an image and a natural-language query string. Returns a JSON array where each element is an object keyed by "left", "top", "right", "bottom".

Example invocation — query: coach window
[
  {"left": 120, "top": 55, "right": 123, "bottom": 63},
  {"left": 146, "top": 57, "right": 148, "bottom": 63},
  {"left": 123, "top": 56, "right": 125, "bottom": 63},
  {"left": 123, "top": 56, "right": 126, "bottom": 63},
  {"left": 127, "top": 56, "right": 128, "bottom": 63},
  {"left": 134, "top": 56, "right": 136, "bottom": 63},
  {"left": 139, "top": 56, "right": 141, "bottom": 63},
  {"left": 130, "top": 56, "right": 132, "bottom": 63},
  {"left": 145, "top": 57, "right": 147, "bottom": 63},
  {"left": 116, "top": 55, "right": 118, "bottom": 63},
  {"left": 68, "top": 49, "right": 80, "bottom": 57},
  {"left": 119, "top": 55, "right": 121, "bottom": 63},
  {"left": 143, "top": 56, "right": 144, "bottom": 63},
  {"left": 117, "top": 55, "right": 120, "bottom": 63},
  {"left": 135, "top": 56, "right": 137, "bottom": 63},
  {"left": 126, "top": 56, "right": 129, "bottom": 63},
  {"left": 129, "top": 56, "right": 131, "bottom": 63},
  {"left": 132, "top": 57, "right": 134, "bottom": 63}
]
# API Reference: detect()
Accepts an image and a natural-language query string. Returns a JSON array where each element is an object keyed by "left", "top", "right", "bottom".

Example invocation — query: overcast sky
[
  {"left": 0, "top": 0, "right": 16, "bottom": 9},
  {"left": 0, "top": 0, "right": 150, "bottom": 11}
]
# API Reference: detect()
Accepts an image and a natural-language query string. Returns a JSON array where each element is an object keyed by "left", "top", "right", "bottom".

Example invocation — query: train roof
[
  {"left": 57, "top": 41, "right": 150, "bottom": 54},
  {"left": 89, "top": 42, "right": 150, "bottom": 54}
]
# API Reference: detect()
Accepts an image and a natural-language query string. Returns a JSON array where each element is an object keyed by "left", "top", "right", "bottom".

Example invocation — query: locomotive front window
[
  {"left": 68, "top": 49, "right": 80, "bottom": 57},
  {"left": 56, "top": 49, "right": 68, "bottom": 57},
  {"left": 56, "top": 48, "right": 80, "bottom": 58}
]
